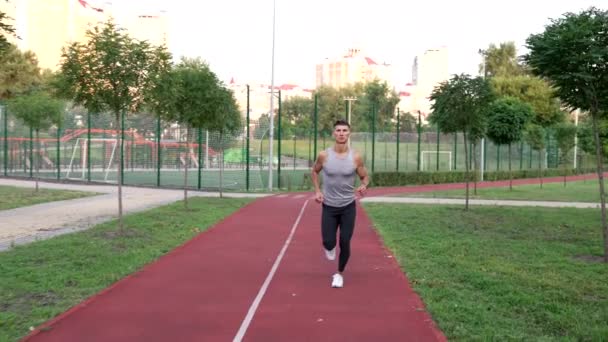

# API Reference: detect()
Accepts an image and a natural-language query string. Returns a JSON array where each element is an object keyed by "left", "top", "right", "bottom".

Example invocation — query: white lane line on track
[{"left": 233, "top": 200, "right": 309, "bottom": 342}]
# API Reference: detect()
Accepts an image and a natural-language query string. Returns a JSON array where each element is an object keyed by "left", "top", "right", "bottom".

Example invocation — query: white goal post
[
  {"left": 421, "top": 151, "right": 452, "bottom": 171},
  {"left": 65, "top": 138, "right": 118, "bottom": 182}
]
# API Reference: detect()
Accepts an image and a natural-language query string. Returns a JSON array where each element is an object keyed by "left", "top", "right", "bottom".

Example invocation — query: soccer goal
[
  {"left": 65, "top": 138, "right": 118, "bottom": 182},
  {"left": 421, "top": 151, "right": 452, "bottom": 171}
]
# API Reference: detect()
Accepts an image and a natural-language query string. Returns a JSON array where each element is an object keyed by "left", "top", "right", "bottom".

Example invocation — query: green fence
[{"left": 0, "top": 101, "right": 593, "bottom": 192}]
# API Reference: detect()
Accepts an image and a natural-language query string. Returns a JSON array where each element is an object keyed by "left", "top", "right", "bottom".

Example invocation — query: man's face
[{"left": 333, "top": 124, "right": 350, "bottom": 144}]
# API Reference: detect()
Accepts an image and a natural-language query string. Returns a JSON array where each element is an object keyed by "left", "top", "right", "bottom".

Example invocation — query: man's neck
[{"left": 333, "top": 143, "right": 349, "bottom": 154}]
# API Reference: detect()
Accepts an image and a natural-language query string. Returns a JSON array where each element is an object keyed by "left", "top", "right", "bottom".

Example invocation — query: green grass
[
  {"left": 399, "top": 180, "right": 600, "bottom": 203},
  {"left": 0, "top": 197, "right": 253, "bottom": 341},
  {"left": 0, "top": 185, "right": 97, "bottom": 211},
  {"left": 364, "top": 203, "right": 608, "bottom": 341}
]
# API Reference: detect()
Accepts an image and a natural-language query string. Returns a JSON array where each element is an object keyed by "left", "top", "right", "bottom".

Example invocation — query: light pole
[{"left": 344, "top": 96, "right": 357, "bottom": 146}]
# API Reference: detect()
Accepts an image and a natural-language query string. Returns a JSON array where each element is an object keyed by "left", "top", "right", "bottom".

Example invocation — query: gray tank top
[{"left": 322, "top": 147, "right": 357, "bottom": 207}]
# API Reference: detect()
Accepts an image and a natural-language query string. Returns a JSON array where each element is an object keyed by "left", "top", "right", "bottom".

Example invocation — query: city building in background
[
  {"left": 227, "top": 79, "right": 313, "bottom": 121},
  {"left": 398, "top": 47, "right": 449, "bottom": 123},
  {"left": 0, "top": 0, "right": 168, "bottom": 71},
  {"left": 316, "top": 47, "right": 393, "bottom": 89}
]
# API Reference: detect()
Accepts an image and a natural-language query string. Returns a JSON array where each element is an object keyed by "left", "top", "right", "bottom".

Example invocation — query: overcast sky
[{"left": 113, "top": 0, "right": 603, "bottom": 89}]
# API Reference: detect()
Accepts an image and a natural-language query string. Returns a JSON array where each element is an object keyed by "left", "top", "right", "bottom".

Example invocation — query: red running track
[{"left": 22, "top": 194, "right": 446, "bottom": 342}]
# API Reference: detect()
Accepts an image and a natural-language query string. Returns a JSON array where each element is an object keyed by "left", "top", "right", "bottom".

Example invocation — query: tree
[
  {"left": 554, "top": 122, "right": 577, "bottom": 186},
  {"left": 525, "top": 6, "right": 608, "bottom": 262},
  {"left": 491, "top": 76, "right": 564, "bottom": 126},
  {"left": 206, "top": 86, "right": 242, "bottom": 198},
  {"left": 478, "top": 42, "right": 524, "bottom": 77},
  {"left": 429, "top": 74, "right": 494, "bottom": 210},
  {"left": 56, "top": 20, "right": 171, "bottom": 231},
  {"left": 0, "top": 44, "right": 41, "bottom": 100},
  {"left": 156, "top": 57, "right": 225, "bottom": 208},
  {"left": 486, "top": 97, "right": 534, "bottom": 190},
  {"left": 281, "top": 96, "right": 313, "bottom": 137},
  {"left": 524, "top": 124, "right": 546, "bottom": 188},
  {"left": 7, "top": 92, "right": 63, "bottom": 191},
  {"left": 0, "top": 3, "right": 16, "bottom": 54}
]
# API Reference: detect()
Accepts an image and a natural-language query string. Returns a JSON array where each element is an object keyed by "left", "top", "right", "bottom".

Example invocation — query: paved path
[
  {"left": 23, "top": 195, "right": 446, "bottom": 342},
  {"left": 0, "top": 178, "right": 266, "bottom": 251}
]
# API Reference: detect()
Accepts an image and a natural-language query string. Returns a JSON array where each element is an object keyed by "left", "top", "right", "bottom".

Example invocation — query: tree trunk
[
  {"left": 219, "top": 132, "right": 224, "bottom": 198},
  {"left": 184, "top": 126, "right": 189, "bottom": 209},
  {"left": 35, "top": 129, "right": 40, "bottom": 192},
  {"left": 591, "top": 113, "right": 608, "bottom": 263},
  {"left": 463, "top": 131, "right": 469, "bottom": 211},
  {"left": 116, "top": 113, "right": 124, "bottom": 232},
  {"left": 509, "top": 143, "right": 513, "bottom": 191}
]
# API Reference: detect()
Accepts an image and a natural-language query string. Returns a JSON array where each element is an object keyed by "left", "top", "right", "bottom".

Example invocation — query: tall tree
[
  {"left": 429, "top": 74, "right": 494, "bottom": 210},
  {"left": 525, "top": 6, "right": 608, "bottom": 262},
  {"left": 486, "top": 97, "right": 534, "bottom": 190},
  {"left": 206, "top": 86, "right": 242, "bottom": 198},
  {"left": 0, "top": 44, "right": 41, "bottom": 100},
  {"left": 0, "top": 1, "right": 16, "bottom": 54},
  {"left": 7, "top": 91, "right": 64, "bottom": 191},
  {"left": 56, "top": 20, "right": 171, "bottom": 231},
  {"left": 491, "top": 76, "right": 564, "bottom": 126},
  {"left": 155, "top": 57, "right": 225, "bottom": 208},
  {"left": 478, "top": 42, "right": 524, "bottom": 77},
  {"left": 554, "top": 122, "right": 577, "bottom": 186}
]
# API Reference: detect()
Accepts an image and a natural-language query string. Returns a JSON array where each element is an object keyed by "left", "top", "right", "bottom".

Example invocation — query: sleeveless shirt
[{"left": 321, "top": 147, "right": 357, "bottom": 207}]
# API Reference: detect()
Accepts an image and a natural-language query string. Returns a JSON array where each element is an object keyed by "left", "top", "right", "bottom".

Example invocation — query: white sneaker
[
  {"left": 331, "top": 273, "right": 343, "bottom": 288},
  {"left": 324, "top": 247, "right": 336, "bottom": 261}
]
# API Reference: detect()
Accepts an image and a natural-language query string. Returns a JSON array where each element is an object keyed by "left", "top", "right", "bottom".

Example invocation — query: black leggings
[{"left": 321, "top": 201, "right": 356, "bottom": 272}]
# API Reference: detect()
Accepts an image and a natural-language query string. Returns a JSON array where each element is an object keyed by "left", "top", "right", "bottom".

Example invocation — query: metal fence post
[
  {"left": 371, "top": 105, "right": 376, "bottom": 174},
  {"left": 396, "top": 108, "right": 400, "bottom": 172},
  {"left": 156, "top": 115, "right": 161, "bottom": 187},
  {"left": 198, "top": 127, "right": 202, "bottom": 189},
  {"left": 246, "top": 84, "right": 250, "bottom": 192},
  {"left": 87, "top": 111, "right": 91, "bottom": 181},
  {"left": 2, "top": 105, "right": 6, "bottom": 176},
  {"left": 29, "top": 127, "right": 33, "bottom": 178},
  {"left": 278, "top": 90, "right": 282, "bottom": 189}
]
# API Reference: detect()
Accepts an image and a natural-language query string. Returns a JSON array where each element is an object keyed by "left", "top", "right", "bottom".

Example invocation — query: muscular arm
[
  {"left": 354, "top": 152, "right": 370, "bottom": 195},
  {"left": 311, "top": 151, "right": 327, "bottom": 202}
]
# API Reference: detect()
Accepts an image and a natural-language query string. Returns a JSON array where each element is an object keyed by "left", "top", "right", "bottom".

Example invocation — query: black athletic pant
[{"left": 321, "top": 200, "right": 356, "bottom": 272}]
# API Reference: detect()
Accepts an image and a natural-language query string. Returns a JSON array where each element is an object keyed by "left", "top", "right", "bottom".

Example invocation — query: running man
[{"left": 311, "top": 119, "right": 370, "bottom": 288}]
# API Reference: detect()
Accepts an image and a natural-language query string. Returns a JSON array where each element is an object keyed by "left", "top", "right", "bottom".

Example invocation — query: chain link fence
[{"left": 0, "top": 105, "right": 594, "bottom": 192}]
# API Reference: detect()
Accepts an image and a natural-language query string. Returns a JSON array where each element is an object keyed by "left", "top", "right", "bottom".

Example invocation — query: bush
[{"left": 370, "top": 167, "right": 598, "bottom": 187}]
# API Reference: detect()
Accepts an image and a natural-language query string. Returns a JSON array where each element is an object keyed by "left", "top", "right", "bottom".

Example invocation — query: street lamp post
[{"left": 344, "top": 96, "right": 357, "bottom": 146}]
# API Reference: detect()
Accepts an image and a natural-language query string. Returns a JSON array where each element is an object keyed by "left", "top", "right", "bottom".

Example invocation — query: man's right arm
[{"left": 311, "top": 151, "right": 326, "bottom": 203}]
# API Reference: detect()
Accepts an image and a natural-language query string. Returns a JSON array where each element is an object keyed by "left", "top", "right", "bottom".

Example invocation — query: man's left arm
[{"left": 354, "top": 152, "right": 369, "bottom": 196}]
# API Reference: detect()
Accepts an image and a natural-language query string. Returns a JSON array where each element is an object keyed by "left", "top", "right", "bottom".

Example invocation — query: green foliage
[
  {"left": 486, "top": 97, "right": 533, "bottom": 145},
  {"left": 490, "top": 76, "right": 564, "bottom": 126},
  {"left": 478, "top": 41, "right": 525, "bottom": 77},
  {"left": 281, "top": 96, "right": 313, "bottom": 137},
  {"left": 371, "top": 168, "right": 596, "bottom": 187},
  {"left": 429, "top": 74, "right": 494, "bottom": 137},
  {"left": 55, "top": 20, "right": 172, "bottom": 119},
  {"left": 0, "top": 44, "right": 41, "bottom": 100},
  {"left": 524, "top": 124, "right": 546, "bottom": 151},
  {"left": 578, "top": 118, "right": 608, "bottom": 158},
  {"left": 553, "top": 122, "right": 577, "bottom": 163},
  {"left": 525, "top": 7, "right": 608, "bottom": 115},
  {"left": 280, "top": 80, "right": 399, "bottom": 134},
  {"left": 0, "top": 9, "right": 16, "bottom": 54},
  {"left": 7, "top": 91, "right": 64, "bottom": 131}
]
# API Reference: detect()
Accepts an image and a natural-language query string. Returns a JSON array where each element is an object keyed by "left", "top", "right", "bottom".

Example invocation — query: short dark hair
[{"left": 333, "top": 119, "right": 350, "bottom": 128}]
